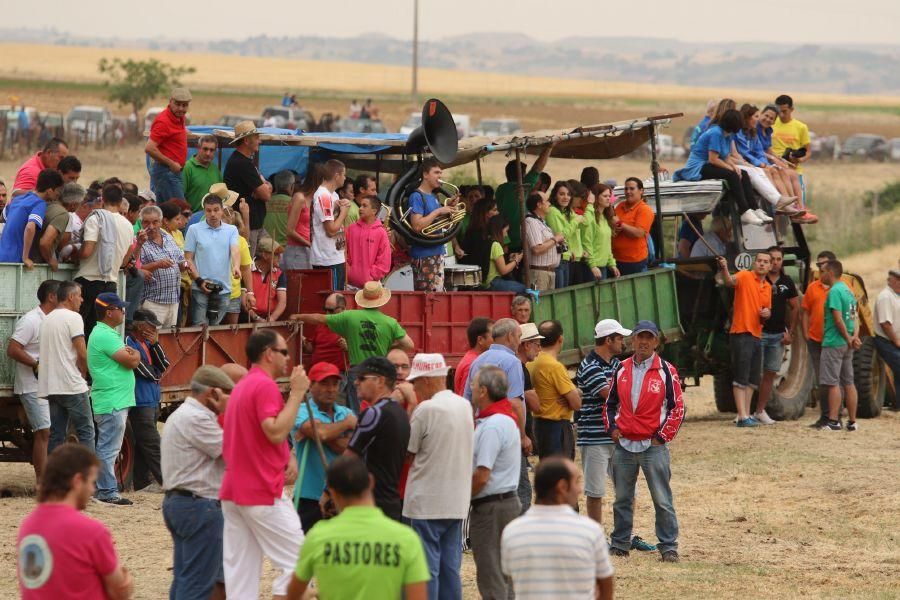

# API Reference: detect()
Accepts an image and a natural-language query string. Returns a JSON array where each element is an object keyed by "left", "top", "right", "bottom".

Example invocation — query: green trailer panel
[{"left": 532, "top": 268, "right": 682, "bottom": 368}]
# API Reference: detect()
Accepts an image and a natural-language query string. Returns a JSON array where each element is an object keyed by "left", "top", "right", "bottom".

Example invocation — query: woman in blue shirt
[
  {"left": 734, "top": 104, "right": 799, "bottom": 214},
  {"left": 758, "top": 105, "right": 805, "bottom": 203},
  {"left": 673, "top": 109, "right": 765, "bottom": 226}
]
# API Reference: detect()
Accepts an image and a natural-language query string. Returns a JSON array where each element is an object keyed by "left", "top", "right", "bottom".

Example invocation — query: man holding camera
[
  {"left": 184, "top": 193, "right": 241, "bottom": 326},
  {"left": 771, "top": 94, "right": 811, "bottom": 205}
]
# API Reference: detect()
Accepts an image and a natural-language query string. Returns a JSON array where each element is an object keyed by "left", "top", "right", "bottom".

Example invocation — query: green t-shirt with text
[
  {"left": 326, "top": 308, "right": 406, "bottom": 365},
  {"left": 87, "top": 322, "right": 136, "bottom": 414},
  {"left": 296, "top": 506, "right": 430, "bottom": 600},
  {"left": 822, "top": 281, "right": 857, "bottom": 348}
]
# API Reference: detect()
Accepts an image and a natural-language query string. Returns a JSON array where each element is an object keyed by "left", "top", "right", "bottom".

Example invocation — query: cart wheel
[
  {"left": 115, "top": 421, "right": 135, "bottom": 492},
  {"left": 854, "top": 336, "right": 886, "bottom": 418}
]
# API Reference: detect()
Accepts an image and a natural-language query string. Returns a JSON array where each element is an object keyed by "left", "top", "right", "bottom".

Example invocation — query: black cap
[
  {"left": 132, "top": 308, "right": 162, "bottom": 327},
  {"left": 357, "top": 356, "right": 397, "bottom": 382}
]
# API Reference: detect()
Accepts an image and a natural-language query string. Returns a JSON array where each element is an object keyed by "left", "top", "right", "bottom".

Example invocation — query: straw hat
[
  {"left": 171, "top": 88, "right": 192, "bottom": 102},
  {"left": 256, "top": 237, "right": 283, "bottom": 255},
  {"left": 355, "top": 281, "right": 391, "bottom": 309},
  {"left": 231, "top": 120, "right": 259, "bottom": 145},
  {"left": 519, "top": 322, "right": 544, "bottom": 342},
  {"left": 209, "top": 183, "right": 239, "bottom": 207}
]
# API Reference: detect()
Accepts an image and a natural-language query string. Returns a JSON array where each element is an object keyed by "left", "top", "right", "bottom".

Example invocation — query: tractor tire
[
  {"left": 115, "top": 421, "right": 135, "bottom": 492},
  {"left": 854, "top": 336, "right": 886, "bottom": 418},
  {"left": 762, "top": 335, "right": 812, "bottom": 421},
  {"left": 714, "top": 369, "right": 737, "bottom": 413}
]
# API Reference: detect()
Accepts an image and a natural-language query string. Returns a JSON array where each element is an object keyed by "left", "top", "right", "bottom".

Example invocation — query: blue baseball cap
[
  {"left": 633, "top": 320, "right": 660, "bottom": 337},
  {"left": 95, "top": 292, "right": 128, "bottom": 309}
]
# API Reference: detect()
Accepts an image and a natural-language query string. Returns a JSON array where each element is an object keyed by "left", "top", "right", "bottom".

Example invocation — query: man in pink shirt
[
  {"left": 17, "top": 444, "right": 133, "bottom": 599},
  {"left": 345, "top": 196, "right": 391, "bottom": 288},
  {"left": 12, "top": 137, "right": 68, "bottom": 195},
  {"left": 220, "top": 329, "right": 309, "bottom": 599}
]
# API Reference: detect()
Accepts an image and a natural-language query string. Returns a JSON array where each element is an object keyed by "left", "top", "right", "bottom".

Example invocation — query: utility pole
[{"left": 411, "top": 0, "right": 419, "bottom": 104}]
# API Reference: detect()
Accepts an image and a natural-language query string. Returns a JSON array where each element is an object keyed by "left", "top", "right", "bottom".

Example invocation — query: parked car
[
  {"left": 474, "top": 118, "right": 522, "bottom": 137},
  {"left": 809, "top": 131, "right": 839, "bottom": 160},
  {"left": 334, "top": 117, "right": 387, "bottom": 134},
  {"left": 66, "top": 105, "right": 114, "bottom": 143},
  {"left": 840, "top": 134, "right": 889, "bottom": 161},
  {"left": 400, "top": 112, "right": 470, "bottom": 139},
  {"left": 218, "top": 115, "right": 264, "bottom": 128},
  {"left": 657, "top": 134, "right": 685, "bottom": 160},
  {"left": 260, "top": 106, "right": 313, "bottom": 130},
  {"left": 889, "top": 138, "right": 900, "bottom": 161}
]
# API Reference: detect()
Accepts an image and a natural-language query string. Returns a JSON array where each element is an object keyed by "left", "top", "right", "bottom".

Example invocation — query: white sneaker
[
  {"left": 754, "top": 410, "right": 776, "bottom": 425},
  {"left": 754, "top": 209, "right": 774, "bottom": 223},
  {"left": 741, "top": 209, "right": 764, "bottom": 225}
]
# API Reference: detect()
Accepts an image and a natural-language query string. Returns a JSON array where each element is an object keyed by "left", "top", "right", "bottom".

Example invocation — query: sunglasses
[
  {"left": 270, "top": 347, "right": 290, "bottom": 356},
  {"left": 356, "top": 374, "right": 381, "bottom": 383}
]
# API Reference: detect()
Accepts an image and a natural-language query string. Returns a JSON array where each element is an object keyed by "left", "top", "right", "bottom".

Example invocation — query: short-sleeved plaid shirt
[{"left": 140, "top": 231, "right": 185, "bottom": 304}]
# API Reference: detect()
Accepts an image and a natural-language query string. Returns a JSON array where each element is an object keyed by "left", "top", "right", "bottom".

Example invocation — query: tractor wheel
[
  {"left": 854, "top": 336, "right": 886, "bottom": 418},
  {"left": 714, "top": 369, "right": 737, "bottom": 413},
  {"left": 761, "top": 334, "right": 812, "bottom": 421},
  {"left": 115, "top": 421, "right": 135, "bottom": 492}
]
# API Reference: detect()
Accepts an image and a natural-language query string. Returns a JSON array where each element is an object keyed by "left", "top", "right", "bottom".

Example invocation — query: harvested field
[{"left": 2, "top": 380, "right": 900, "bottom": 599}]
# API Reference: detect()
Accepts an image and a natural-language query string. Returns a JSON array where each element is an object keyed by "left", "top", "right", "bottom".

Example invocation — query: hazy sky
[{"left": 7, "top": 0, "right": 900, "bottom": 45}]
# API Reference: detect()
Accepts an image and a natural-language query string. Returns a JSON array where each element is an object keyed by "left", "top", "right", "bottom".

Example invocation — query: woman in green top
[
  {"left": 582, "top": 183, "right": 620, "bottom": 280},
  {"left": 483, "top": 215, "right": 527, "bottom": 293},
  {"left": 546, "top": 181, "right": 582, "bottom": 289}
]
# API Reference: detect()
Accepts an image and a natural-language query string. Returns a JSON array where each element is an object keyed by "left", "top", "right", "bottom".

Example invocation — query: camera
[
  {"left": 205, "top": 281, "right": 224, "bottom": 295},
  {"left": 781, "top": 147, "right": 807, "bottom": 160},
  {"left": 557, "top": 240, "right": 569, "bottom": 254}
]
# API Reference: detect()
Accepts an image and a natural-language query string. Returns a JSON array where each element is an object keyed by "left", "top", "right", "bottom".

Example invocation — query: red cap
[{"left": 308, "top": 362, "right": 342, "bottom": 382}]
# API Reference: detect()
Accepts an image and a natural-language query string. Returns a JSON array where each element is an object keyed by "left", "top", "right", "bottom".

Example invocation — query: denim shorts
[
  {"left": 761, "top": 332, "right": 786, "bottom": 373},
  {"left": 730, "top": 332, "right": 762, "bottom": 389},
  {"left": 226, "top": 296, "right": 242, "bottom": 314},
  {"left": 19, "top": 392, "right": 50, "bottom": 431},
  {"left": 581, "top": 444, "right": 615, "bottom": 498}
]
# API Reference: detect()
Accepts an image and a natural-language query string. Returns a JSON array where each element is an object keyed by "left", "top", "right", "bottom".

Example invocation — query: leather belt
[
  {"left": 471, "top": 491, "right": 516, "bottom": 507},
  {"left": 530, "top": 265, "right": 556, "bottom": 272}
]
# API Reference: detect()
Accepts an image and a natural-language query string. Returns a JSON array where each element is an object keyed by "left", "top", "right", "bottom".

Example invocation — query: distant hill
[{"left": 4, "top": 28, "right": 900, "bottom": 96}]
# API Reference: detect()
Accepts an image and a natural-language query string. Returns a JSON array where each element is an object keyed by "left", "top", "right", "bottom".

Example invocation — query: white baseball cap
[
  {"left": 594, "top": 319, "right": 632, "bottom": 339},
  {"left": 406, "top": 353, "right": 450, "bottom": 381}
]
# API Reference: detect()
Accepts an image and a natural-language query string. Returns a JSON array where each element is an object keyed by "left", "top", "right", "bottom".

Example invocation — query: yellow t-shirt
[
  {"left": 231, "top": 236, "right": 252, "bottom": 299},
  {"left": 527, "top": 351, "right": 576, "bottom": 422},
  {"left": 771, "top": 118, "right": 810, "bottom": 174}
]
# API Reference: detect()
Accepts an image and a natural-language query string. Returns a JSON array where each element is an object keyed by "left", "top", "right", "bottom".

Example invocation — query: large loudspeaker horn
[{"left": 406, "top": 98, "right": 458, "bottom": 164}]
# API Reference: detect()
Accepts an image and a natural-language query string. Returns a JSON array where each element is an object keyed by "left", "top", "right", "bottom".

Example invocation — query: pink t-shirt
[
  {"left": 13, "top": 153, "right": 48, "bottom": 193},
  {"left": 17, "top": 503, "right": 118, "bottom": 599},
  {"left": 220, "top": 365, "right": 289, "bottom": 505}
]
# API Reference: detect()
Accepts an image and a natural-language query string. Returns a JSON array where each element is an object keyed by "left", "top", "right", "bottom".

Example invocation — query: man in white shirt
[
  {"left": 874, "top": 268, "right": 900, "bottom": 411},
  {"left": 310, "top": 159, "right": 350, "bottom": 290},
  {"left": 404, "top": 353, "right": 474, "bottom": 600},
  {"left": 38, "top": 280, "right": 93, "bottom": 454},
  {"left": 502, "top": 457, "right": 614, "bottom": 600},
  {"left": 689, "top": 215, "right": 732, "bottom": 258},
  {"left": 470, "top": 365, "right": 522, "bottom": 600},
  {"left": 7, "top": 279, "right": 60, "bottom": 482}
]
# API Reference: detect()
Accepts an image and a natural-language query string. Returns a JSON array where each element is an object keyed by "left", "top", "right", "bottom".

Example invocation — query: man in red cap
[{"left": 291, "top": 362, "right": 357, "bottom": 533}]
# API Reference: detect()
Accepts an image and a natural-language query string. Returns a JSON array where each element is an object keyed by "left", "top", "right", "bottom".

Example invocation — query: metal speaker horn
[{"left": 406, "top": 98, "right": 458, "bottom": 164}]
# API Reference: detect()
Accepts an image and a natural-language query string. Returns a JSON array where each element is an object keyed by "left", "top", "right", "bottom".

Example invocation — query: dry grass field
[{"left": 2, "top": 381, "right": 900, "bottom": 599}]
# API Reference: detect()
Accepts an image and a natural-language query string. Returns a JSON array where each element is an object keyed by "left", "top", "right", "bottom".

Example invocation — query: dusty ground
[{"left": 2, "top": 381, "right": 900, "bottom": 599}]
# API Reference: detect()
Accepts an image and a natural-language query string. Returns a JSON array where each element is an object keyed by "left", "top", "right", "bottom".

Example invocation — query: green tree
[{"left": 98, "top": 57, "right": 196, "bottom": 120}]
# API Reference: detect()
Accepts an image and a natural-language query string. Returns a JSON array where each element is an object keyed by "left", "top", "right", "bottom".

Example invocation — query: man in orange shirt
[
  {"left": 801, "top": 251, "right": 835, "bottom": 428},
  {"left": 612, "top": 177, "right": 655, "bottom": 275},
  {"left": 717, "top": 252, "right": 772, "bottom": 427}
]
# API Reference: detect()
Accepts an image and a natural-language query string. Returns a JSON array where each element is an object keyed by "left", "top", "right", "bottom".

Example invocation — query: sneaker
[
  {"left": 660, "top": 550, "right": 680, "bottom": 563},
  {"left": 736, "top": 417, "right": 759, "bottom": 428},
  {"left": 846, "top": 421, "right": 858, "bottom": 432},
  {"left": 753, "top": 410, "right": 776, "bottom": 425},
  {"left": 819, "top": 420, "right": 842, "bottom": 431},
  {"left": 94, "top": 496, "right": 134, "bottom": 506},
  {"left": 791, "top": 212, "right": 818, "bottom": 224},
  {"left": 775, "top": 196, "right": 798, "bottom": 210},
  {"left": 631, "top": 536, "right": 657, "bottom": 552},
  {"left": 608, "top": 547, "right": 630, "bottom": 557},
  {"left": 741, "top": 209, "right": 764, "bottom": 226},
  {"left": 808, "top": 416, "right": 828, "bottom": 428},
  {"left": 754, "top": 209, "right": 774, "bottom": 223},
  {"left": 137, "top": 482, "right": 164, "bottom": 494}
]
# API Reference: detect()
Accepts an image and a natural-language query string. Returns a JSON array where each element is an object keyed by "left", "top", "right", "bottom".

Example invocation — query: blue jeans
[
  {"left": 124, "top": 270, "right": 145, "bottom": 323},
  {"left": 48, "top": 393, "right": 95, "bottom": 454},
  {"left": 150, "top": 161, "right": 185, "bottom": 203},
  {"left": 410, "top": 519, "right": 463, "bottom": 600},
  {"left": 555, "top": 260, "right": 571, "bottom": 288},
  {"left": 611, "top": 444, "right": 679, "bottom": 553},
  {"left": 94, "top": 408, "right": 129, "bottom": 500},
  {"left": 874, "top": 336, "right": 900, "bottom": 409},
  {"left": 617, "top": 259, "right": 648, "bottom": 276},
  {"left": 163, "top": 494, "right": 224, "bottom": 600},
  {"left": 488, "top": 278, "right": 528, "bottom": 294},
  {"left": 190, "top": 286, "right": 228, "bottom": 326}
]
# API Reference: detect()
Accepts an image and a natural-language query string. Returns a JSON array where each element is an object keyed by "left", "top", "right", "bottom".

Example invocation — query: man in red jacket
[{"left": 603, "top": 320, "right": 684, "bottom": 563}]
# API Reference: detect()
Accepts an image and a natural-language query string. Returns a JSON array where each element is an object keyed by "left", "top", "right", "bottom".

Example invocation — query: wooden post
[
  {"left": 515, "top": 147, "right": 530, "bottom": 285},
  {"left": 475, "top": 156, "right": 483, "bottom": 186},
  {"left": 648, "top": 121, "right": 664, "bottom": 263}
]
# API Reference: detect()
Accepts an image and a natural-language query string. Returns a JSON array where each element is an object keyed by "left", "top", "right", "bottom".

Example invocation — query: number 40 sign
[{"left": 734, "top": 253, "right": 752, "bottom": 271}]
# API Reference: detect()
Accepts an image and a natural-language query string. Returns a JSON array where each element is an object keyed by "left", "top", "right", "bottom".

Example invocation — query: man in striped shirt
[{"left": 501, "top": 457, "right": 614, "bottom": 600}]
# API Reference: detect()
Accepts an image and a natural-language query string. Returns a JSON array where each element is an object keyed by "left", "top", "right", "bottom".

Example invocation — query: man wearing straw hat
[
  {"left": 291, "top": 281, "right": 414, "bottom": 413},
  {"left": 224, "top": 120, "right": 272, "bottom": 255},
  {"left": 146, "top": 87, "right": 191, "bottom": 202}
]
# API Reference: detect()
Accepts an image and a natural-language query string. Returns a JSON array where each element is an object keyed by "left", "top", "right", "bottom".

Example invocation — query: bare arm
[
  {"left": 295, "top": 415, "right": 356, "bottom": 443},
  {"left": 286, "top": 195, "right": 310, "bottom": 246},
  {"left": 183, "top": 251, "right": 199, "bottom": 280},
  {"left": 286, "top": 576, "right": 309, "bottom": 600},
  {"left": 73, "top": 336, "right": 88, "bottom": 377},
  {"left": 290, "top": 313, "right": 328, "bottom": 325},
  {"left": 323, "top": 204, "right": 349, "bottom": 236},
  {"left": 880, "top": 320, "right": 899, "bottom": 345},
  {"left": 617, "top": 221, "right": 646, "bottom": 239},
  {"left": 6, "top": 339, "right": 37, "bottom": 367},
  {"left": 410, "top": 204, "right": 453, "bottom": 232},
  {"left": 800, "top": 309, "right": 810, "bottom": 341},
  {"left": 677, "top": 238, "right": 693, "bottom": 258},
  {"left": 597, "top": 575, "right": 614, "bottom": 600},
  {"left": 253, "top": 181, "right": 272, "bottom": 202},
  {"left": 22, "top": 222, "right": 37, "bottom": 264},
  {"left": 145, "top": 139, "right": 180, "bottom": 172},
  {"left": 404, "top": 582, "right": 428, "bottom": 600},
  {"left": 716, "top": 257, "right": 736, "bottom": 287},
  {"left": 111, "top": 347, "right": 141, "bottom": 369},
  {"left": 260, "top": 367, "right": 310, "bottom": 444},
  {"left": 270, "top": 290, "right": 287, "bottom": 321},
  {"left": 524, "top": 389, "right": 541, "bottom": 413},
  {"left": 530, "top": 144, "right": 554, "bottom": 174},
  {"left": 392, "top": 334, "right": 415, "bottom": 352},
  {"left": 471, "top": 466, "right": 492, "bottom": 497},
  {"left": 707, "top": 149, "right": 734, "bottom": 172},
  {"left": 564, "top": 388, "right": 582, "bottom": 410},
  {"left": 102, "top": 565, "right": 134, "bottom": 600},
  {"left": 39, "top": 226, "right": 60, "bottom": 268},
  {"left": 831, "top": 308, "right": 853, "bottom": 345}
]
